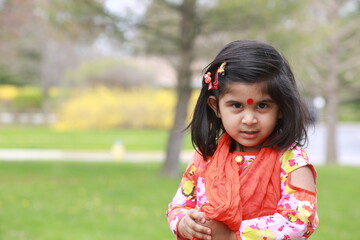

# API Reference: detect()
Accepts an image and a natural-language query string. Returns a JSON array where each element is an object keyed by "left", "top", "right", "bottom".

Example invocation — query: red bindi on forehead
[{"left": 247, "top": 98, "right": 254, "bottom": 105}]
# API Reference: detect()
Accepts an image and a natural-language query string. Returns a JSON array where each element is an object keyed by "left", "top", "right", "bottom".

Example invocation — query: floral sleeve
[
  {"left": 166, "top": 152, "right": 203, "bottom": 239},
  {"left": 239, "top": 146, "right": 319, "bottom": 240}
]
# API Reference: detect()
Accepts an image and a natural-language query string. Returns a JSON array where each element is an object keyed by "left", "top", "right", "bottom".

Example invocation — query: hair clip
[
  {"left": 203, "top": 62, "right": 227, "bottom": 90},
  {"left": 217, "top": 62, "right": 227, "bottom": 76},
  {"left": 204, "top": 72, "right": 215, "bottom": 90},
  {"left": 212, "top": 62, "right": 227, "bottom": 90}
]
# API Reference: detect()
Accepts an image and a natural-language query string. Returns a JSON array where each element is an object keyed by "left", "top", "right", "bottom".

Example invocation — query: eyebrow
[{"left": 258, "top": 99, "right": 275, "bottom": 103}]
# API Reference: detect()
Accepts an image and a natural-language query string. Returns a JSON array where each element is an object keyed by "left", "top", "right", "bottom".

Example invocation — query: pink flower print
[
  {"left": 185, "top": 199, "right": 196, "bottom": 208},
  {"left": 196, "top": 177, "right": 207, "bottom": 206},
  {"left": 283, "top": 195, "right": 290, "bottom": 201},
  {"left": 250, "top": 224, "right": 260, "bottom": 230},
  {"left": 266, "top": 217, "right": 275, "bottom": 224},
  {"left": 295, "top": 218, "right": 304, "bottom": 225},
  {"left": 288, "top": 159, "right": 296, "bottom": 167}
]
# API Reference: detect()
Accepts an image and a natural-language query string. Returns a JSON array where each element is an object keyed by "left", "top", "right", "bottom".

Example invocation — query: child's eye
[
  {"left": 232, "top": 103, "right": 243, "bottom": 109},
  {"left": 257, "top": 103, "right": 268, "bottom": 109}
]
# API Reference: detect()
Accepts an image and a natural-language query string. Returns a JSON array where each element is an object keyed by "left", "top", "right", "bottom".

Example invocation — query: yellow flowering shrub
[
  {"left": 53, "top": 87, "right": 199, "bottom": 130},
  {"left": 0, "top": 85, "right": 19, "bottom": 101}
]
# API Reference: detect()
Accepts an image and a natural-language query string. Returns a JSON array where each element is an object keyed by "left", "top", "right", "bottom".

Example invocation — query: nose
[{"left": 241, "top": 110, "right": 257, "bottom": 125}]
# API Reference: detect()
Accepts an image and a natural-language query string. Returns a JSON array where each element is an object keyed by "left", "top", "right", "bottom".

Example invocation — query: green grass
[
  {"left": 311, "top": 166, "right": 360, "bottom": 240},
  {"left": 0, "top": 125, "right": 193, "bottom": 151},
  {"left": 0, "top": 161, "right": 180, "bottom": 240},
  {"left": 0, "top": 162, "right": 359, "bottom": 240}
]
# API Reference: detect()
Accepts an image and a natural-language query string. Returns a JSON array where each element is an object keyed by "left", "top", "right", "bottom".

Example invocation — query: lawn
[
  {"left": 0, "top": 161, "right": 179, "bottom": 240},
  {"left": 0, "top": 161, "right": 359, "bottom": 240},
  {"left": 0, "top": 125, "right": 193, "bottom": 151}
]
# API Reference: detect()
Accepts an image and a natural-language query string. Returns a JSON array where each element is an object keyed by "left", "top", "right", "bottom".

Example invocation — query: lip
[{"left": 240, "top": 131, "right": 259, "bottom": 139}]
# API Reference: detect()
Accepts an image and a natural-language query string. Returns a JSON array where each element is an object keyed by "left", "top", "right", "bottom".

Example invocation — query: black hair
[{"left": 188, "top": 40, "right": 310, "bottom": 157}]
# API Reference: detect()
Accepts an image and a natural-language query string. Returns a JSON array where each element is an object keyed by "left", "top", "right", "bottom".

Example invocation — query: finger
[
  {"left": 194, "top": 223, "right": 212, "bottom": 235},
  {"left": 189, "top": 209, "right": 208, "bottom": 223},
  {"left": 192, "top": 230, "right": 212, "bottom": 240},
  {"left": 201, "top": 218, "right": 214, "bottom": 228},
  {"left": 189, "top": 218, "right": 212, "bottom": 236},
  {"left": 180, "top": 210, "right": 212, "bottom": 239},
  {"left": 178, "top": 214, "right": 193, "bottom": 238},
  {"left": 185, "top": 226, "right": 211, "bottom": 240}
]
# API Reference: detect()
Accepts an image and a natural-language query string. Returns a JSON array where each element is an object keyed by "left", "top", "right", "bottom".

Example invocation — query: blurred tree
[
  {"left": 296, "top": 0, "right": 360, "bottom": 164},
  {"left": 0, "top": 66, "right": 22, "bottom": 86},
  {"left": 0, "top": 0, "right": 41, "bottom": 86},
  {"left": 64, "top": 58, "right": 155, "bottom": 88},
  {"left": 0, "top": 0, "right": 123, "bottom": 116},
  {"left": 35, "top": 0, "right": 123, "bottom": 116},
  {"left": 40, "top": 0, "right": 122, "bottom": 43},
  {"left": 137, "top": 0, "right": 305, "bottom": 177}
]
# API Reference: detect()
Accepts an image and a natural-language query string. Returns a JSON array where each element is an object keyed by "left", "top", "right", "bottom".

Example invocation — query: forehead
[{"left": 221, "top": 81, "right": 270, "bottom": 100}]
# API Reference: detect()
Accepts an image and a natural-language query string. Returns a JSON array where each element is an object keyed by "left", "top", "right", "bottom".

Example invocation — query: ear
[
  {"left": 207, "top": 96, "right": 221, "bottom": 118},
  {"left": 278, "top": 111, "right": 283, "bottom": 119}
]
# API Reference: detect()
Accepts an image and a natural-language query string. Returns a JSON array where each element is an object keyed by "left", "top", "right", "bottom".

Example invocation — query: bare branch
[
  {"left": 340, "top": 32, "right": 360, "bottom": 54},
  {"left": 333, "top": 19, "right": 360, "bottom": 42},
  {"left": 338, "top": 55, "right": 360, "bottom": 73},
  {"left": 157, "top": 0, "right": 182, "bottom": 11},
  {"left": 304, "top": 63, "right": 326, "bottom": 91}
]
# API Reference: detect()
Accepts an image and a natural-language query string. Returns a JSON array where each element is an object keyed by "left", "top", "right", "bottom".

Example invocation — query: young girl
[{"left": 167, "top": 40, "right": 318, "bottom": 240}]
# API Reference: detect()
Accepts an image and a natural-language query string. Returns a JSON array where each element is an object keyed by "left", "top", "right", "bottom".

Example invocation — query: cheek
[
  {"left": 261, "top": 114, "right": 279, "bottom": 129},
  {"left": 221, "top": 113, "right": 238, "bottom": 127}
]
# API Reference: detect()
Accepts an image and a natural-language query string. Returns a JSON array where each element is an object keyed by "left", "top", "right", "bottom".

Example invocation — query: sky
[
  {"left": 105, "top": 0, "right": 148, "bottom": 16},
  {"left": 92, "top": 0, "right": 149, "bottom": 54}
]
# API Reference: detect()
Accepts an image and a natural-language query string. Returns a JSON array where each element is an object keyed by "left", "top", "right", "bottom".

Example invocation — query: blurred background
[{"left": 0, "top": 0, "right": 359, "bottom": 239}]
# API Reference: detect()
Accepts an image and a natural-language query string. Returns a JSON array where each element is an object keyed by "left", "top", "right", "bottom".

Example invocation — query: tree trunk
[
  {"left": 162, "top": 0, "right": 197, "bottom": 178},
  {"left": 162, "top": 78, "right": 192, "bottom": 178},
  {"left": 325, "top": 38, "right": 339, "bottom": 164}
]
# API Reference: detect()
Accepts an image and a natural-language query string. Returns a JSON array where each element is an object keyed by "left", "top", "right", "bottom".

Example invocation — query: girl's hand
[
  {"left": 203, "top": 219, "right": 237, "bottom": 240},
  {"left": 178, "top": 209, "right": 212, "bottom": 240}
]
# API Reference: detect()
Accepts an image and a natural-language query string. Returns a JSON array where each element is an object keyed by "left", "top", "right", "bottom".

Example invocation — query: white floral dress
[{"left": 167, "top": 145, "right": 318, "bottom": 240}]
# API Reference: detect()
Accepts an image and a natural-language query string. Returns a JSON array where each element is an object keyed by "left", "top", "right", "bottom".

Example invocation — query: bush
[
  {"left": 12, "top": 86, "right": 43, "bottom": 111},
  {"left": 0, "top": 84, "right": 19, "bottom": 102},
  {"left": 54, "top": 87, "right": 199, "bottom": 130},
  {"left": 0, "top": 66, "right": 23, "bottom": 86}
]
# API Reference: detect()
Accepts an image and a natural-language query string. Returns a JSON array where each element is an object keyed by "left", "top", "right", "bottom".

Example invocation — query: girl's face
[{"left": 208, "top": 82, "right": 282, "bottom": 152}]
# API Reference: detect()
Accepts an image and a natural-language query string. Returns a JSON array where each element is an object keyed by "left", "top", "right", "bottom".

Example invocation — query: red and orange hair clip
[
  {"left": 204, "top": 72, "right": 213, "bottom": 90},
  {"left": 217, "top": 62, "right": 227, "bottom": 75},
  {"left": 204, "top": 62, "right": 227, "bottom": 90}
]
